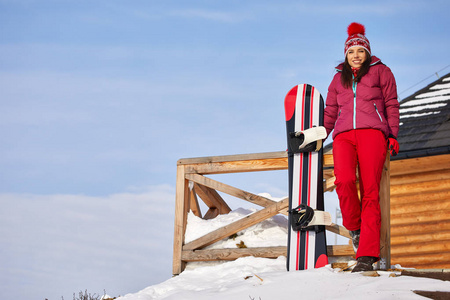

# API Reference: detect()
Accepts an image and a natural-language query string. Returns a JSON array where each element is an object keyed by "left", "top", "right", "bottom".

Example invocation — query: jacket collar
[{"left": 335, "top": 56, "right": 381, "bottom": 72}]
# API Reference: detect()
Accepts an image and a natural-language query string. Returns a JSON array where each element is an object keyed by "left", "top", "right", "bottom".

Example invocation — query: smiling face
[{"left": 346, "top": 46, "right": 367, "bottom": 68}]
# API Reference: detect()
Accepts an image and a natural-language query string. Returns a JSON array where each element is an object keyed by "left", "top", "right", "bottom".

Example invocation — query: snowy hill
[
  {"left": 116, "top": 208, "right": 450, "bottom": 300},
  {"left": 117, "top": 256, "right": 450, "bottom": 300}
]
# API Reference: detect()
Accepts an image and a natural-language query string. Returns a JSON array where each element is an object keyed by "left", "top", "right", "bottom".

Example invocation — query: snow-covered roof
[{"left": 395, "top": 72, "right": 450, "bottom": 159}]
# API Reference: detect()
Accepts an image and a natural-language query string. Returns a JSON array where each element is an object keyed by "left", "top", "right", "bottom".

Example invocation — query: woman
[{"left": 324, "top": 22, "right": 400, "bottom": 272}]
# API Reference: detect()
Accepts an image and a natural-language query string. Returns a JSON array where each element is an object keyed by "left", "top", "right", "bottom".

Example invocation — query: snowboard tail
[{"left": 285, "top": 84, "right": 328, "bottom": 271}]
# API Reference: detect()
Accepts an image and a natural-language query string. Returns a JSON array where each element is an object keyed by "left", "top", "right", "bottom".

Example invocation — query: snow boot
[
  {"left": 349, "top": 229, "right": 360, "bottom": 253},
  {"left": 351, "top": 256, "right": 378, "bottom": 273}
]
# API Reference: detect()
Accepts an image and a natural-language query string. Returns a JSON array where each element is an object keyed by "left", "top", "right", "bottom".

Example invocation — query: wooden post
[
  {"left": 378, "top": 152, "right": 391, "bottom": 269},
  {"left": 172, "top": 164, "right": 189, "bottom": 275}
]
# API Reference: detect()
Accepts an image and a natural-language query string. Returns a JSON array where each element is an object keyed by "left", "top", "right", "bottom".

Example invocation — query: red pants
[{"left": 333, "top": 129, "right": 387, "bottom": 259}]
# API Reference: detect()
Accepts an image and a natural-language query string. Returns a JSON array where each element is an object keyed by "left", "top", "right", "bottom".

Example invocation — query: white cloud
[{"left": 0, "top": 185, "right": 176, "bottom": 300}]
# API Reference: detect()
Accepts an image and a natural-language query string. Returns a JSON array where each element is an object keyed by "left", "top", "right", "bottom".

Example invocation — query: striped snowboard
[{"left": 284, "top": 84, "right": 328, "bottom": 271}]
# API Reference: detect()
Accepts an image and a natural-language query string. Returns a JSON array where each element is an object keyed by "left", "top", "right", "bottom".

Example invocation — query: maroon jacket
[{"left": 324, "top": 56, "right": 400, "bottom": 140}]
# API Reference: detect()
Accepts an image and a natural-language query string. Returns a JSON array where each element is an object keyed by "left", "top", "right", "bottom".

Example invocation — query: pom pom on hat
[
  {"left": 344, "top": 22, "right": 371, "bottom": 56},
  {"left": 347, "top": 22, "right": 365, "bottom": 36}
]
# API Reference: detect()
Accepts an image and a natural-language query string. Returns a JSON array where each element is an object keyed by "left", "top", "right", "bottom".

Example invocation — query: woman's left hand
[{"left": 388, "top": 135, "right": 399, "bottom": 156}]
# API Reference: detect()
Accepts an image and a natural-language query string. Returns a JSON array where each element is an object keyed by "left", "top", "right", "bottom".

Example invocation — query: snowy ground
[{"left": 114, "top": 207, "right": 450, "bottom": 300}]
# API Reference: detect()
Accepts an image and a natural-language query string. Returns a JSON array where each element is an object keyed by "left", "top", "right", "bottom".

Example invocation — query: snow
[
  {"left": 430, "top": 82, "right": 450, "bottom": 90},
  {"left": 400, "top": 111, "right": 440, "bottom": 119},
  {"left": 185, "top": 208, "right": 288, "bottom": 248},
  {"left": 115, "top": 207, "right": 450, "bottom": 300},
  {"left": 399, "top": 76, "right": 450, "bottom": 120},
  {"left": 399, "top": 102, "right": 447, "bottom": 114},
  {"left": 415, "top": 88, "right": 450, "bottom": 99},
  {"left": 400, "top": 95, "right": 450, "bottom": 107}
]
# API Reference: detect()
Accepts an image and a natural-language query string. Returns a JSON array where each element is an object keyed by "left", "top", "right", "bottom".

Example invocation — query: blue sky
[{"left": 1, "top": 1, "right": 449, "bottom": 299}]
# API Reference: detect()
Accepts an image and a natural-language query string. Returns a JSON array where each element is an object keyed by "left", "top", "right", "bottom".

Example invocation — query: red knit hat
[{"left": 344, "top": 22, "right": 371, "bottom": 56}]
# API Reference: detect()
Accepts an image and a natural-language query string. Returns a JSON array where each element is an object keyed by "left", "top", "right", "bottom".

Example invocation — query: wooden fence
[{"left": 173, "top": 151, "right": 391, "bottom": 275}]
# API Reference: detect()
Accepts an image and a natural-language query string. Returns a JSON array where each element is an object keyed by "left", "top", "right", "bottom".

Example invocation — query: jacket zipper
[
  {"left": 352, "top": 80, "right": 357, "bottom": 129},
  {"left": 374, "top": 103, "right": 383, "bottom": 122}
]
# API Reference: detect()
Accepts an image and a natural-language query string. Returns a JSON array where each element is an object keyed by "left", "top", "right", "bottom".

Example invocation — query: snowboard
[{"left": 284, "top": 84, "right": 328, "bottom": 271}]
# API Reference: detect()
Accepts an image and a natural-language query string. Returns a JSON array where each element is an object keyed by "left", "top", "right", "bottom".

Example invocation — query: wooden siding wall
[{"left": 390, "top": 153, "right": 450, "bottom": 269}]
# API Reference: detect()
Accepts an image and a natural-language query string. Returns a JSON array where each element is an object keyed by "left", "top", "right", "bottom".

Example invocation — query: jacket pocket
[
  {"left": 373, "top": 103, "right": 383, "bottom": 122},
  {"left": 336, "top": 109, "right": 341, "bottom": 124}
]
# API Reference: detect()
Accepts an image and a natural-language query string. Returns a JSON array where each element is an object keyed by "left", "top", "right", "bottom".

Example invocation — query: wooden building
[{"left": 389, "top": 72, "right": 450, "bottom": 268}]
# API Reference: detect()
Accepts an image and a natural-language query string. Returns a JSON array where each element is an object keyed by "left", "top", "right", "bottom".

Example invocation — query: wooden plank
[
  {"left": 204, "top": 207, "right": 219, "bottom": 220},
  {"left": 324, "top": 176, "right": 336, "bottom": 192},
  {"left": 391, "top": 240, "right": 450, "bottom": 255},
  {"left": 193, "top": 183, "right": 231, "bottom": 215},
  {"left": 325, "top": 223, "right": 351, "bottom": 239},
  {"left": 327, "top": 244, "right": 354, "bottom": 256},
  {"left": 181, "top": 247, "right": 286, "bottom": 261},
  {"left": 183, "top": 198, "right": 289, "bottom": 251},
  {"left": 186, "top": 173, "right": 285, "bottom": 214},
  {"left": 391, "top": 220, "right": 450, "bottom": 237},
  {"left": 323, "top": 168, "right": 335, "bottom": 180},
  {"left": 181, "top": 244, "right": 355, "bottom": 262},
  {"left": 393, "top": 255, "right": 450, "bottom": 266},
  {"left": 189, "top": 187, "right": 202, "bottom": 218},
  {"left": 390, "top": 169, "right": 450, "bottom": 186},
  {"left": 323, "top": 154, "right": 334, "bottom": 168},
  {"left": 192, "top": 183, "right": 214, "bottom": 208},
  {"left": 392, "top": 252, "right": 450, "bottom": 269},
  {"left": 173, "top": 165, "right": 189, "bottom": 275},
  {"left": 391, "top": 190, "right": 450, "bottom": 205},
  {"left": 391, "top": 199, "right": 450, "bottom": 215},
  {"left": 178, "top": 151, "right": 288, "bottom": 165},
  {"left": 178, "top": 152, "right": 335, "bottom": 174},
  {"left": 391, "top": 231, "right": 450, "bottom": 246},
  {"left": 185, "top": 158, "right": 288, "bottom": 175},
  {"left": 390, "top": 210, "right": 450, "bottom": 225},
  {"left": 390, "top": 178, "right": 450, "bottom": 196},
  {"left": 390, "top": 154, "right": 450, "bottom": 176}
]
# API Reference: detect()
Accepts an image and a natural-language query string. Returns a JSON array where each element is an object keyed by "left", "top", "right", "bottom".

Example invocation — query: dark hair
[{"left": 341, "top": 50, "right": 371, "bottom": 88}]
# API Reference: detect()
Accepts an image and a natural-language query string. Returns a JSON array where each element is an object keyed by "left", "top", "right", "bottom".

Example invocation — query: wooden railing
[{"left": 173, "top": 151, "right": 390, "bottom": 274}]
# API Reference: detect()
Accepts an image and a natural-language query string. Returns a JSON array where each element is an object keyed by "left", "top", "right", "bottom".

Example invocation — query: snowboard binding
[
  {"left": 289, "top": 204, "right": 332, "bottom": 231},
  {"left": 288, "top": 126, "right": 327, "bottom": 153}
]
